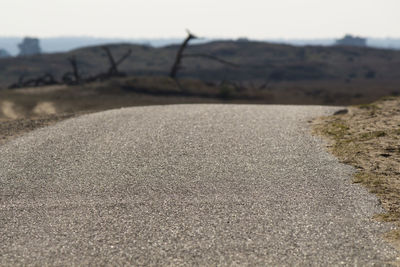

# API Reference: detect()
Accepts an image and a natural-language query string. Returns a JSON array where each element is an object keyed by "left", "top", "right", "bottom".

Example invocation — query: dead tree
[
  {"left": 8, "top": 73, "right": 59, "bottom": 89},
  {"left": 8, "top": 46, "right": 133, "bottom": 89},
  {"left": 103, "top": 46, "right": 118, "bottom": 76},
  {"left": 169, "top": 30, "right": 197, "bottom": 79},
  {"left": 9, "top": 73, "right": 27, "bottom": 88},
  {"left": 102, "top": 46, "right": 132, "bottom": 77},
  {"left": 169, "top": 31, "right": 240, "bottom": 83},
  {"left": 69, "top": 57, "right": 80, "bottom": 83},
  {"left": 35, "top": 73, "right": 58, "bottom": 86},
  {"left": 62, "top": 57, "right": 81, "bottom": 85}
]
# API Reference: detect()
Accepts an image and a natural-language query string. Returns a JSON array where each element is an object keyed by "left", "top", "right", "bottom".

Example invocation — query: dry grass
[
  {"left": 313, "top": 96, "right": 400, "bottom": 248},
  {"left": 0, "top": 77, "right": 235, "bottom": 121}
]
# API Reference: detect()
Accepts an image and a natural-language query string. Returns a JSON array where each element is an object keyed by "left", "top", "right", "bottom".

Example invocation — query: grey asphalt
[{"left": 0, "top": 104, "right": 398, "bottom": 266}]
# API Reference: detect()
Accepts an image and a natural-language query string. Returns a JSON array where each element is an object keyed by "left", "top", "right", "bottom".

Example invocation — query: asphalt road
[{"left": 0, "top": 104, "right": 398, "bottom": 266}]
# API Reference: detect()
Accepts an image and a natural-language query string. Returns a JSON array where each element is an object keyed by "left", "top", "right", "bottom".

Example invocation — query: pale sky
[{"left": 1, "top": 0, "right": 399, "bottom": 39}]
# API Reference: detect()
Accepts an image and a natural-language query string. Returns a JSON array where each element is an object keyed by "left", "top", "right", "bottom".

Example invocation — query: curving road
[{"left": 0, "top": 104, "right": 398, "bottom": 265}]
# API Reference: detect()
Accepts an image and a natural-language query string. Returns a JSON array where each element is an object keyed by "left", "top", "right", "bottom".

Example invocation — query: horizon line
[{"left": 1, "top": 35, "right": 400, "bottom": 40}]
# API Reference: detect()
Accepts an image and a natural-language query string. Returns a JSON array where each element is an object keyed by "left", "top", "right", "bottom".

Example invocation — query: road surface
[{"left": 0, "top": 104, "right": 398, "bottom": 265}]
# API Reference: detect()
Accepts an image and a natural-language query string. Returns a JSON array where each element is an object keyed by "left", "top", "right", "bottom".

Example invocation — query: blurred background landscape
[{"left": 1, "top": 0, "right": 399, "bottom": 120}]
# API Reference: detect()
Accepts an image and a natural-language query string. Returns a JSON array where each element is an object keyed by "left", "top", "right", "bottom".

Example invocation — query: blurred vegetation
[{"left": 1, "top": 41, "right": 400, "bottom": 105}]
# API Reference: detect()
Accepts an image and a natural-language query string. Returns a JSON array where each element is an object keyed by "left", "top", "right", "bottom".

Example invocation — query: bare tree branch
[
  {"left": 182, "top": 53, "right": 240, "bottom": 68},
  {"left": 102, "top": 46, "right": 118, "bottom": 75},
  {"left": 169, "top": 31, "right": 197, "bottom": 78},
  {"left": 102, "top": 46, "right": 132, "bottom": 76},
  {"left": 9, "top": 73, "right": 59, "bottom": 89},
  {"left": 116, "top": 49, "right": 132, "bottom": 66},
  {"left": 67, "top": 56, "right": 81, "bottom": 84}
]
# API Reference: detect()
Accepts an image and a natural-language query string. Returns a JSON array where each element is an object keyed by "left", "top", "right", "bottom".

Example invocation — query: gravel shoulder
[{"left": 1, "top": 104, "right": 398, "bottom": 265}]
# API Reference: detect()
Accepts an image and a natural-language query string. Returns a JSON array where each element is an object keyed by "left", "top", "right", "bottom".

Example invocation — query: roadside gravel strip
[{"left": 0, "top": 104, "right": 398, "bottom": 265}]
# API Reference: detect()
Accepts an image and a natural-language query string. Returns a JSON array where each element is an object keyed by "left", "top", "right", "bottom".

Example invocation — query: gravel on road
[{"left": 0, "top": 104, "right": 398, "bottom": 266}]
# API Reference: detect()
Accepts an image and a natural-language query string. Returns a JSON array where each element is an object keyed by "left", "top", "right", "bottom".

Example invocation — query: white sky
[{"left": 1, "top": 0, "right": 399, "bottom": 39}]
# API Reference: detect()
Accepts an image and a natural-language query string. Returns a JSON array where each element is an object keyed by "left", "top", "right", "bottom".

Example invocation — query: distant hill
[
  {"left": 1, "top": 37, "right": 400, "bottom": 56},
  {"left": 1, "top": 40, "right": 399, "bottom": 83},
  {"left": 1, "top": 40, "right": 400, "bottom": 105}
]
